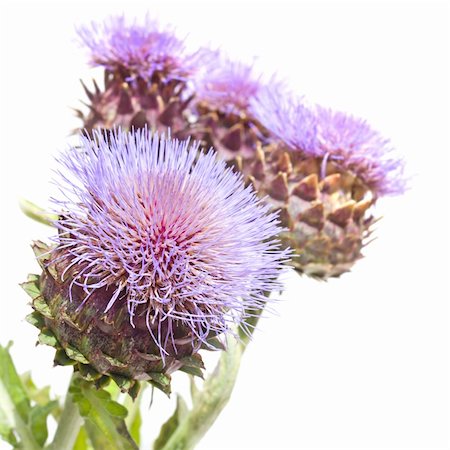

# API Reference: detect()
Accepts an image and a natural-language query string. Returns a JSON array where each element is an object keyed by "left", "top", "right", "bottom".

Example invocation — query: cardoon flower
[
  {"left": 245, "top": 88, "right": 406, "bottom": 278},
  {"left": 24, "top": 129, "right": 288, "bottom": 394},
  {"left": 191, "top": 58, "right": 278, "bottom": 161},
  {"left": 75, "top": 16, "right": 205, "bottom": 136},
  {"left": 314, "top": 106, "right": 406, "bottom": 196},
  {"left": 195, "top": 59, "right": 262, "bottom": 114}
]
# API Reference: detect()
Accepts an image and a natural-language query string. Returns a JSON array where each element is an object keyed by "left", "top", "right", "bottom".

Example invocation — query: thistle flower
[
  {"left": 76, "top": 16, "right": 206, "bottom": 136},
  {"left": 78, "top": 15, "right": 200, "bottom": 81},
  {"left": 313, "top": 106, "right": 406, "bottom": 196},
  {"left": 25, "top": 129, "right": 288, "bottom": 393},
  {"left": 251, "top": 90, "right": 406, "bottom": 196},
  {"left": 190, "top": 59, "right": 282, "bottom": 161},
  {"left": 195, "top": 59, "right": 262, "bottom": 114},
  {"left": 241, "top": 88, "right": 407, "bottom": 277},
  {"left": 249, "top": 85, "right": 318, "bottom": 155}
]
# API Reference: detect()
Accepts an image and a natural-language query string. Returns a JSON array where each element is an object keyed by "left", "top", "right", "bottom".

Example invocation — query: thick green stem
[
  {"left": 160, "top": 338, "right": 244, "bottom": 450},
  {"left": 19, "top": 199, "right": 58, "bottom": 227},
  {"left": 159, "top": 307, "right": 265, "bottom": 450},
  {"left": 47, "top": 375, "right": 83, "bottom": 450}
]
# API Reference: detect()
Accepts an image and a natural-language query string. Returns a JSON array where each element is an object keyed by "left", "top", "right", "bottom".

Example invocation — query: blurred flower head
[
  {"left": 251, "top": 88, "right": 406, "bottom": 196},
  {"left": 77, "top": 15, "right": 204, "bottom": 82},
  {"left": 314, "top": 106, "right": 406, "bottom": 196},
  {"left": 52, "top": 128, "right": 289, "bottom": 356},
  {"left": 250, "top": 85, "right": 318, "bottom": 152},
  {"left": 195, "top": 57, "right": 263, "bottom": 114}
]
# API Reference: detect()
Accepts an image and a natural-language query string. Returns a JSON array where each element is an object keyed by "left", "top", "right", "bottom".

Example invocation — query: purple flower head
[
  {"left": 314, "top": 106, "right": 406, "bottom": 196},
  {"left": 77, "top": 15, "right": 203, "bottom": 82},
  {"left": 250, "top": 85, "right": 318, "bottom": 152},
  {"left": 195, "top": 57, "right": 263, "bottom": 114},
  {"left": 250, "top": 87, "right": 406, "bottom": 196},
  {"left": 51, "top": 128, "right": 289, "bottom": 357}
]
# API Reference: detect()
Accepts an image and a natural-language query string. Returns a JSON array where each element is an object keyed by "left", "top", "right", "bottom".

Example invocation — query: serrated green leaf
[
  {"left": 29, "top": 400, "right": 59, "bottom": 446},
  {"left": 0, "top": 342, "right": 40, "bottom": 450},
  {"left": 0, "top": 343, "right": 31, "bottom": 421},
  {"left": 0, "top": 419, "right": 18, "bottom": 447},
  {"left": 153, "top": 395, "right": 188, "bottom": 450},
  {"left": 21, "top": 372, "right": 51, "bottom": 407},
  {"left": 38, "top": 329, "right": 58, "bottom": 347},
  {"left": 104, "top": 401, "right": 128, "bottom": 419},
  {"left": 21, "top": 372, "right": 62, "bottom": 421},
  {"left": 74, "top": 380, "right": 138, "bottom": 450}
]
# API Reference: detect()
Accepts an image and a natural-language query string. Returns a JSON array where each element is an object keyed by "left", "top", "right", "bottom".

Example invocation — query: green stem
[
  {"left": 19, "top": 199, "right": 58, "bottom": 227},
  {"left": 159, "top": 307, "right": 265, "bottom": 450},
  {"left": 47, "top": 375, "right": 83, "bottom": 450}
]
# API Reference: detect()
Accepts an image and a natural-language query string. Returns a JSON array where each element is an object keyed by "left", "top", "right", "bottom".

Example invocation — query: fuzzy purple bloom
[
  {"left": 51, "top": 128, "right": 289, "bottom": 356},
  {"left": 250, "top": 85, "right": 318, "bottom": 152},
  {"left": 314, "top": 106, "right": 406, "bottom": 196},
  {"left": 251, "top": 89, "right": 406, "bottom": 196},
  {"left": 195, "top": 58, "right": 263, "bottom": 114},
  {"left": 77, "top": 15, "right": 203, "bottom": 82}
]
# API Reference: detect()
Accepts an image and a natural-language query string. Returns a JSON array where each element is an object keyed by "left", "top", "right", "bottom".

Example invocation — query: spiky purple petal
[
  {"left": 251, "top": 88, "right": 406, "bottom": 196},
  {"left": 195, "top": 58, "right": 264, "bottom": 114},
  {"left": 314, "top": 106, "right": 406, "bottom": 196},
  {"left": 51, "top": 128, "right": 289, "bottom": 356},
  {"left": 250, "top": 85, "right": 318, "bottom": 152},
  {"left": 77, "top": 15, "right": 204, "bottom": 81}
]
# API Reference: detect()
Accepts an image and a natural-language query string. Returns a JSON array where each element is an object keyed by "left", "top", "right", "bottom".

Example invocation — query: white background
[{"left": 0, "top": 1, "right": 449, "bottom": 449}]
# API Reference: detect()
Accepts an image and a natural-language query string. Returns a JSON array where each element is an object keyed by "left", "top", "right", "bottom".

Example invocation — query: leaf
[
  {"left": 0, "top": 342, "right": 31, "bottom": 422},
  {"left": 153, "top": 395, "right": 188, "bottom": 450},
  {"left": 123, "top": 383, "right": 144, "bottom": 445},
  {"left": 104, "top": 401, "right": 128, "bottom": 419},
  {"left": 20, "top": 371, "right": 61, "bottom": 446},
  {"left": 29, "top": 400, "right": 59, "bottom": 446},
  {"left": 0, "top": 342, "right": 40, "bottom": 450},
  {"left": 74, "top": 379, "right": 138, "bottom": 450},
  {"left": 73, "top": 426, "right": 93, "bottom": 450},
  {"left": 127, "top": 407, "right": 141, "bottom": 446}
]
